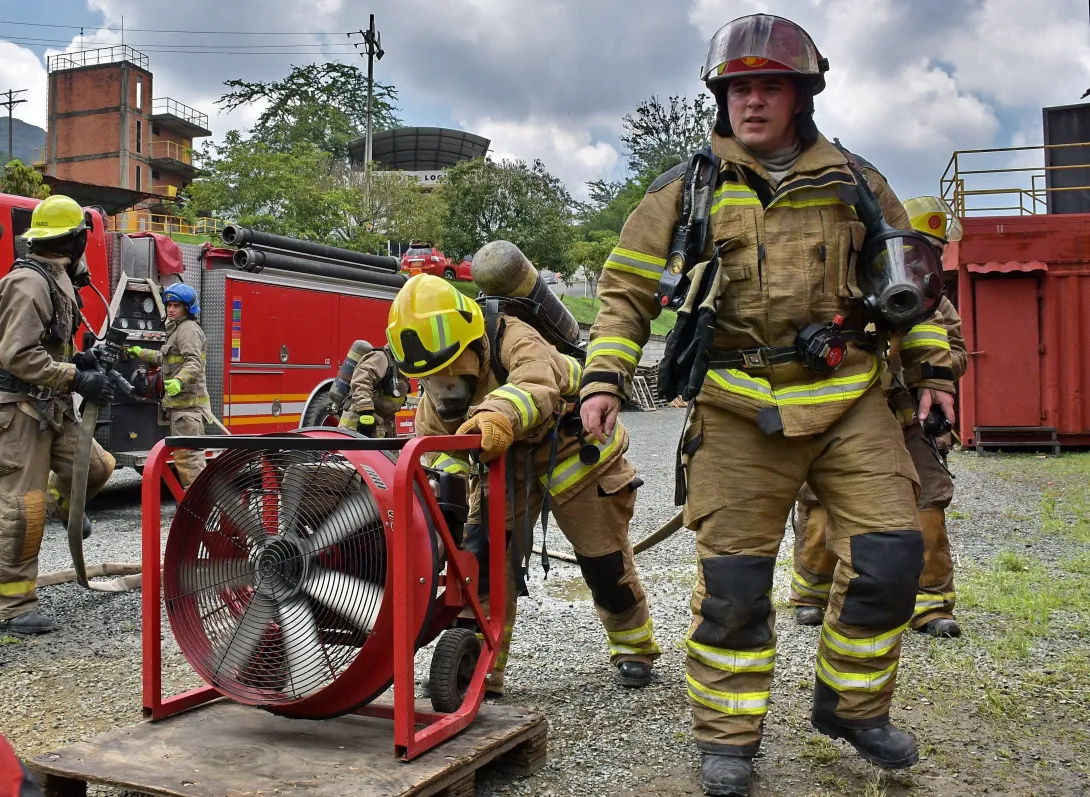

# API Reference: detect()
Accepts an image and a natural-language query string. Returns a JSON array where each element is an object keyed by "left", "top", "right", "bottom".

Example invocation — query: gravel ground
[{"left": 2, "top": 410, "right": 1087, "bottom": 797}]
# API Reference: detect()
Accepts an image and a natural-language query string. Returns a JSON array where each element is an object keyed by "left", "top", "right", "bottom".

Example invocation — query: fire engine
[{"left": 0, "top": 192, "right": 412, "bottom": 471}]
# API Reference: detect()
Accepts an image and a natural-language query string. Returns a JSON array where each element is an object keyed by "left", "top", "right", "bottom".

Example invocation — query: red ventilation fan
[{"left": 141, "top": 428, "right": 507, "bottom": 760}]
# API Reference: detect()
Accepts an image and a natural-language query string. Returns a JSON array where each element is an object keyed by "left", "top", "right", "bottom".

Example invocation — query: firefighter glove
[
  {"left": 359, "top": 414, "right": 376, "bottom": 426},
  {"left": 126, "top": 346, "right": 143, "bottom": 358},
  {"left": 339, "top": 412, "right": 360, "bottom": 430},
  {"left": 457, "top": 411, "right": 514, "bottom": 463},
  {"left": 72, "top": 370, "right": 115, "bottom": 403},
  {"left": 73, "top": 350, "right": 99, "bottom": 372},
  {"left": 164, "top": 378, "right": 183, "bottom": 397}
]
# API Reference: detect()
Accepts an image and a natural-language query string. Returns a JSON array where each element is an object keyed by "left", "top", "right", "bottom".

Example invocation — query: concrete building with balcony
[{"left": 36, "top": 45, "right": 211, "bottom": 232}]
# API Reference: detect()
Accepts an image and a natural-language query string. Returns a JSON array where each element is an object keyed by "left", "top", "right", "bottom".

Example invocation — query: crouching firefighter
[
  {"left": 580, "top": 14, "right": 957, "bottom": 796},
  {"left": 791, "top": 196, "right": 968, "bottom": 639},
  {"left": 0, "top": 195, "right": 116, "bottom": 635},
  {"left": 328, "top": 340, "right": 409, "bottom": 437},
  {"left": 386, "top": 272, "right": 661, "bottom": 695},
  {"left": 127, "top": 284, "right": 210, "bottom": 488}
]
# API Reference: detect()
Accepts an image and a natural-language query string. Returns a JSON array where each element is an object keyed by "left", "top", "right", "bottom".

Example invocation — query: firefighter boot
[
  {"left": 700, "top": 753, "right": 753, "bottom": 797},
  {"left": 0, "top": 611, "right": 54, "bottom": 635},
  {"left": 794, "top": 606, "right": 823, "bottom": 626},
  {"left": 811, "top": 711, "right": 919, "bottom": 769},
  {"left": 920, "top": 618, "right": 961, "bottom": 638},
  {"left": 616, "top": 661, "right": 652, "bottom": 688}
]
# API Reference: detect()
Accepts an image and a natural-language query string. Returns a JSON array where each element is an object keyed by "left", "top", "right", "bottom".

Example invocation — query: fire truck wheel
[
  {"left": 429, "top": 627, "right": 481, "bottom": 713},
  {"left": 301, "top": 387, "right": 341, "bottom": 428},
  {"left": 443, "top": 268, "right": 456, "bottom": 280}
]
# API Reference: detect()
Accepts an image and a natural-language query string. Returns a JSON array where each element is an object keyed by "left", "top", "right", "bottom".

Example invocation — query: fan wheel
[
  {"left": 163, "top": 430, "right": 438, "bottom": 719},
  {"left": 429, "top": 627, "right": 481, "bottom": 713}
]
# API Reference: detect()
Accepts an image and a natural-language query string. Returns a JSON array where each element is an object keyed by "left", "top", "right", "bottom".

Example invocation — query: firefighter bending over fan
[{"left": 386, "top": 271, "right": 661, "bottom": 695}]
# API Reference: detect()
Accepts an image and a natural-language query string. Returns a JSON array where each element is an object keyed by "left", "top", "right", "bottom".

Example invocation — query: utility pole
[
  {"left": 350, "top": 15, "right": 385, "bottom": 184},
  {"left": 0, "top": 89, "right": 28, "bottom": 164}
]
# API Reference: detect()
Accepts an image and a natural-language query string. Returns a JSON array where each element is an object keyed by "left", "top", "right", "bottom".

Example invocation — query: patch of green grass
[
  {"left": 948, "top": 509, "right": 969, "bottom": 520},
  {"left": 561, "top": 296, "right": 677, "bottom": 336},
  {"left": 801, "top": 735, "right": 841, "bottom": 766},
  {"left": 1061, "top": 552, "right": 1090, "bottom": 574},
  {"left": 996, "top": 550, "right": 1030, "bottom": 572},
  {"left": 0, "top": 634, "right": 20, "bottom": 645},
  {"left": 1040, "top": 487, "right": 1090, "bottom": 543}
]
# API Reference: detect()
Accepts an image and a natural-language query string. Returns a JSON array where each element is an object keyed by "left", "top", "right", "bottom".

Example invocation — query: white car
[{"left": 540, "top": 269, "right": 558, "bottom": 284}]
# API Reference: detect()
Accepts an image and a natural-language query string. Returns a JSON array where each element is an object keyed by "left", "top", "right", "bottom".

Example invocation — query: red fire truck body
[{"left": 0, "top": 192, "right": 407, "bottom": 469}]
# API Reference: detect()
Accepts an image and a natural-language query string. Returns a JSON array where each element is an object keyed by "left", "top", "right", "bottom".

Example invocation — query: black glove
[
  {"left": 72, "top": 370, "right": 115, "bottom": 403},
  {"left": 73, "top": 350, "right": 99, "bottom": 372}
]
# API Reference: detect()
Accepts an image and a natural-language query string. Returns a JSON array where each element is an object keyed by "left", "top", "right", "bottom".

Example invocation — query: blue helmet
[{"left": 162, "top": 283, "right": 200, "bottom": 317}]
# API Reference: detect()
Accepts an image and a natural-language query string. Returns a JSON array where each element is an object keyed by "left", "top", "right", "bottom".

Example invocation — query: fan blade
[
  {"left": 217, "top": 497, "right": 268, "bottom": 552},
  {"left": 301, "top": 567, "right": 385, "bottom": 634},
  {"left": 277, "top": 595, "right": 329, "bottom": 698},
  {"left": 278, "top": 469, "right": 311, "bottom": 537},
  {"left": 303, "top": 491, "right": 378, "bottom": 554},
  {"left": 177, "top": 556, "right": 253, "bottom": 596},
  {"left": 212, "top": 593, "right": 276, "bottom": 677}
]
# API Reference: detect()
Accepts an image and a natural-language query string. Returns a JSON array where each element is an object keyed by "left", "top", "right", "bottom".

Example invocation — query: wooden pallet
[{"left": 29, "top": 699, "right": 547, "bottom": 797}]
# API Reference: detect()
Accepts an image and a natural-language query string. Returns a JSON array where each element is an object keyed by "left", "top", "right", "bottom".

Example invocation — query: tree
[
  {"left": 570, "top": 230, "right": 617, "bottom": 297},
  {"left": 1, "top": 160, "right": 50, "bottom": 199},
  {"left": 620, "top": 94, "right": 715, "bottom": 179},
  {"left": 217, "top": 63, "right": 402, "bottom": 159},
  {"left": 439, "top": 158, "right": 576, "bottom": 279}
]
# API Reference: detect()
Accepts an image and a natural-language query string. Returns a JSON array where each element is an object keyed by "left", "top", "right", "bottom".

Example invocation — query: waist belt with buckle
[
  {"left": 708, "top": 332, "right": 874, "bottom": 371},
  {"left": 0, "top": 368, "right": 57, "bottom": 401}
]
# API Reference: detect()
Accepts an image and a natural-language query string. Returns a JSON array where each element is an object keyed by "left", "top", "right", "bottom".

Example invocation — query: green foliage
[
  {"left": 1, "top": 160, "right": 50, "bottom": 199},
  {"left": 569, "top": 231, "right": 617, "bottom": 286},
  {"left": 620, "top": 94, "right": 715, "bottom": 179},
  {"left": 438, "top": 157, "right": 576, "bottom": 279},
  {"left": 217, "top": 63, "right": 401, "bottom": 159}
]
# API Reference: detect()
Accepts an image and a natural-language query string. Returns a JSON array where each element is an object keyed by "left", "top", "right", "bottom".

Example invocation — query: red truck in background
[
  {"left": 0, "top": 192, "right": 413, "bottom": 470},
  {"left": 400, "top": 243, "right": 473, "bottom": 281}
]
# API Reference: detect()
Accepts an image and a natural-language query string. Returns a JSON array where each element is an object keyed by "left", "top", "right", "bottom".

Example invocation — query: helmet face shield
[
  {"left": 859, "top": 231, "right": 944, "bottom": 331},
  {"left": 702, "top": 14, "right": 826, "bottom": 91}
]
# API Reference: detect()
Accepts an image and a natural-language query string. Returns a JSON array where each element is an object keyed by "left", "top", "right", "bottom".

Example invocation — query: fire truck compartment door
[
  {"left": 229, "top": 283, "right": 337, "bottom": 366},
  {"left": 226, "top": 372, "right": 302, "bottom": 431}
]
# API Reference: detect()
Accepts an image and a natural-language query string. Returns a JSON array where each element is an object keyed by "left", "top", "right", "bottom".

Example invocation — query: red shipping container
[{"left": 946, "top": 214, "right": 1090, "bottom": 450}]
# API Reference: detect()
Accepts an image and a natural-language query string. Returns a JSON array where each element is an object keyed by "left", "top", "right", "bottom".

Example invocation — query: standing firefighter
[
  {"left": 579, "top": 15, "right": 957, "bottom": 796},
  {"left": 331, "top": 341, "right": 409, "bottom": 437},
  {"left": 0, "top": 195, "right": 116, "bottom": 635},
  {"left": 127, "top": 284, "right": 210, "bottom": 488},
  {"left": 387, "top": 273, "right": 661, "bottom": 694},
  {"left": 791, "top": 197, "right": 967, "bottom": 638}
]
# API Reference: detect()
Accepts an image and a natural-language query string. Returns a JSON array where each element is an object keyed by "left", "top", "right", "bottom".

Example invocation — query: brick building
[{"left": 36, "top": 45, "right": 211, "bottom": 233}]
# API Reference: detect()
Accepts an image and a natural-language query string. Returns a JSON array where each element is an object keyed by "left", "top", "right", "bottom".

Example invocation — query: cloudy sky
[{"left": 2, "top": 0, "right": 1090, "bottom": 201}]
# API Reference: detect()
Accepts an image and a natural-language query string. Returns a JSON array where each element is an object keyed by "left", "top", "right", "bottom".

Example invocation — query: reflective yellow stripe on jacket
[
  {"left": 540, "top": 424, "right": 622, "bottom": 495},
  {"left": 487, "top": 385, "right": 540, "bottom": 429},
  {"left": 430, "top": 453, "right": 470, "bottom": 475},
  {"left": 587, "top": 336, "right": 643, "bottom": 368},
  {"left": 901, "top": 323, "right": 950, "bottom": 351},
  {"left": 604, "top": 247, "right": 667, "bottom": 281},
  {"left": 710, "top": 181, "right": 762, "bottom": 213},
  {"left": 708, "top": 356, "right": 880, "bottom": 407}
]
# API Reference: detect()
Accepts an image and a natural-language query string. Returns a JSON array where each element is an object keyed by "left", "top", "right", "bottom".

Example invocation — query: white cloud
[
  {"left": 0, "top": 42, "right": 49, "bottom": 128},
  {"left": 467, "top": 116, "right": 620, "bottom": 199}
]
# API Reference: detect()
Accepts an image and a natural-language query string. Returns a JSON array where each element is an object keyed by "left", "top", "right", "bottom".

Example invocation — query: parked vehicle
[
  {"left": 400, "top": 244, "right": 473, "bottom": 281},
  {"left": 539, "top": 269, "right": 558, "bottom": 285}
]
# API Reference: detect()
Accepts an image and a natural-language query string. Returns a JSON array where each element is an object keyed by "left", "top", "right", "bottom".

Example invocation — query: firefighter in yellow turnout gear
[
  {"left": 578, "top": 15, "right": 957, "bottom": 796},
  {"left": 387, "top": 274, "right": 661, "bottom": 694},
  {"left": 336, "top": 344, "right": 409, "bottom": 438},
  {"left": 128, "top": 283, "right": 210, "bottom": 488},
  {"left": 0, "top": 195, "right": 117, "bottom": 635},
  {"left": 791, "top": 197, "right": 967, "bottom": 638}
]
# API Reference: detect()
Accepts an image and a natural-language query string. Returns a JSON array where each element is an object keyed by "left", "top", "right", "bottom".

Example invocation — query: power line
[{"left": 0, "top": 19, "right": 349, "bottom": 35}]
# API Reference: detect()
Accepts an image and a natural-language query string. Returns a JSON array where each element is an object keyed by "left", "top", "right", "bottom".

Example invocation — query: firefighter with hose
[
  {"left": 387, "top": 268, "right": 661, "bottom": 696},
  {"left": 790, "top": 196, "right": 967, "bottom": 638},
  {"left": 0, "top": 195, "right": 116, "bottom": 635},
  {"left": 126, "top": 284, "right": 210, "bottom": 488},
  {"left": 329, "top": 340, "right": 410, "bottom": 437},
  {"left": 579, "top": 15, "right": 957, "bottom": 795}
]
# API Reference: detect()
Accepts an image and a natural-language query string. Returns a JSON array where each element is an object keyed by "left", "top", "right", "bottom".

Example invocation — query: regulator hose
[{"left": 532, "top": 510, "right": 686, "bottom": 564}]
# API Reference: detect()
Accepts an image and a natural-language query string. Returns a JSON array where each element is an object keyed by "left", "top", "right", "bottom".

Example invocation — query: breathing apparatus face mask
[
  {"left": 421, "top": 374, "right": 477, "bottom": 422},
  {"left": 858, "top": 230, "right": 943, "bottom": 332}
]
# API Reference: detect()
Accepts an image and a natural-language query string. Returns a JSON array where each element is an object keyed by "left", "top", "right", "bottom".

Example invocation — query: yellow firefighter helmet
[
  {"left": 386, "top": 273, "right": 484, "bottom": 377},
  {"left": 903, "top": 196, "right": 963, "bottom": 244},
  {"left": 20, "top": 195, "right": 88, "bottom": 242}
]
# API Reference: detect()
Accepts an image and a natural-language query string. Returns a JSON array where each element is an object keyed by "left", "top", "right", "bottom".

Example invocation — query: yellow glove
[
  {"left": 339, "top": 412, "right": 360, "bottom": 429},
  {"left": 164, "top": 378, "right": 183, "bottom": 397},
  {"left": 126, "top": 346, "right": 143, "bottom": 358},
  {"left": 457, "top": 411, "right": 514, "bottom": 463}
]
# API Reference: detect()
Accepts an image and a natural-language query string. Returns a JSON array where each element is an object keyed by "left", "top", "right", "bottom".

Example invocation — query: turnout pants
[
  {"left": 168, "top": 408, "right": 207, "bottom": 489},
  {"left": 682, "top": 388, "right": 923, "bottom": 753},
  {"left": 0, "top": 405, "right": 115, "bottom": 620},
  {"left": 467, "top": 450, "right": 661, "bottom": 693},
  {"left": 791, "top": 421, "right": 956, "bottom": 628}
]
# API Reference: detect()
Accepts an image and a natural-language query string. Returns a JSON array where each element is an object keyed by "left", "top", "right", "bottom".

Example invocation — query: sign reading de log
[{"left": 403, "top": 170, "right": 445, "bottom": 186}]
